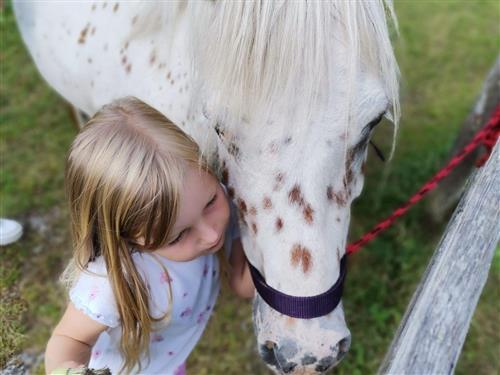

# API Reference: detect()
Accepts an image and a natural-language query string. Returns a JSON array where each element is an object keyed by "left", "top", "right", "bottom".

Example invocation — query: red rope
[{"left": 347, "top": 106, "right": 500, "bottom": 255}]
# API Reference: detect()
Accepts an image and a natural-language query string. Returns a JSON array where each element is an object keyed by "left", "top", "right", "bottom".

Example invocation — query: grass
[{"left": 1, "top": 0, "right": 498, "bottom": 373}]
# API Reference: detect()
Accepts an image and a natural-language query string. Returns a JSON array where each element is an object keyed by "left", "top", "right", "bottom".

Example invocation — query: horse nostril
[
  {"left": 315, "top": 356, "right": 335, "bottom": 372},
  {"left": 337, "top": 337, "right": 351, "bottom": 360},
  {"left": 266, "top": 340, "right": 276, "bottom": 350},
  {"left": 260, "top": 341, "right": 298, "bottom": 373},
  {"left": 336, "top": 347, "right": 347, "bottom": 362},
  {"left": 260, "top": 341, "right": 279, "bottom": 367},
  {"left": 281, "top": 363, "right": 297, "bottom": 373},
  {"left": 301, "top": 354, "right": 317, "bottom": 366}
]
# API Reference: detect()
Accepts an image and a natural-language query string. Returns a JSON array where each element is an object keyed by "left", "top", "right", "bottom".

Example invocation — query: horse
[{"left": 14, "top": 1, "right": 399, "bottom": 373}]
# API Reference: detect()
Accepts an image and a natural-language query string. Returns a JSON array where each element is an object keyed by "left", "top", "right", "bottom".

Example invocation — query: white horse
[{"left": 14, "top": 1, "right": 399, "bottom": 373}]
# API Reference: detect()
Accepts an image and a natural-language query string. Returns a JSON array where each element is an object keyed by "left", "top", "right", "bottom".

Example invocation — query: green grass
[{"left": 1, "top": 0, "right": 498, "bottom": 373}]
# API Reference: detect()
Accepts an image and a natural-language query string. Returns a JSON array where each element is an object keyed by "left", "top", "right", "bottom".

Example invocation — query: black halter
[{"left": 248, "top": 255, "right": 347, "bottom": 319}]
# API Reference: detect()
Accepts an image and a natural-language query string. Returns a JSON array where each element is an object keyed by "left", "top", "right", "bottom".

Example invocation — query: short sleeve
[{"left": 69, "top": 257, "right": 120, "bottom": 328}]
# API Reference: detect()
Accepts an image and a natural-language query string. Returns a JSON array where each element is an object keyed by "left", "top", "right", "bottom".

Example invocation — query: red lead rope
[{"left": 347, "top": 106, "right": 500, "bottom": 255}]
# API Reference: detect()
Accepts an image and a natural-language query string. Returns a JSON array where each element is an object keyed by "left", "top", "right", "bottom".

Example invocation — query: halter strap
[{"left": 248, "top": 255, "right": 347, "bottom": 319}]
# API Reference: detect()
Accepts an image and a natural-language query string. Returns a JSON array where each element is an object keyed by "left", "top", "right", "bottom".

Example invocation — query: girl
[{"left": 45, "top": 97, "right": 254, "bottom": 374}]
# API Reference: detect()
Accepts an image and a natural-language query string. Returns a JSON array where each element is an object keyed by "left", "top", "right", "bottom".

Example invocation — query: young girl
[{"left": 45, "top": 97, "right": 254, "bottom": 375}]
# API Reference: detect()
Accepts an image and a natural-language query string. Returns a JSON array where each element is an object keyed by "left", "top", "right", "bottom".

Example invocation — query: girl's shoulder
[
  {"left": 69, "top": 256, "right": 119, "bottom": 327},
  {"left": 68, "top": 253, "right": 163, "bottom": 328},
  {"left": 81, "top": 255, "right": 108, "bottom": 275}
]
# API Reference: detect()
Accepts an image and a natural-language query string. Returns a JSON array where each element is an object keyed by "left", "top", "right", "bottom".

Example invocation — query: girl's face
[{"left": 154, "top": 165, "right": 230, "bottom": 262}]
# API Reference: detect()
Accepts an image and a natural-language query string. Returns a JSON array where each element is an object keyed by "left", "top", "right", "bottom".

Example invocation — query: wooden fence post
[{"left": 379, "top": 142, "right": 499, "bottom": 374}]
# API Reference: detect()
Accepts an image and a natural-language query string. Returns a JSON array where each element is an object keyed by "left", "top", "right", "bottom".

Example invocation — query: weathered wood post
[
  {"left": 378, "top": 141, "right": 499, "bottom": 374},
  {"left": 428, "top": 57, "right": 499, "bottom": 222}
]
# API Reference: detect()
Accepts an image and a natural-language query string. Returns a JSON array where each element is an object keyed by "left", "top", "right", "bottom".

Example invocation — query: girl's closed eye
[
  {"left": 169, "top": 193, "right": 217, "bottom": 246},
  {"left": 206, "top": 193, "right": 217, "bottom": 207},
  {"left": 169, "top": 229, "right": 188, "bottom": 245}
]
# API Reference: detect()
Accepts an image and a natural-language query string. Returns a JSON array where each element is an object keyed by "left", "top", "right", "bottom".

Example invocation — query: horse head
[{"left": 193, "top": 1, "right": 399, "bottom": 373}]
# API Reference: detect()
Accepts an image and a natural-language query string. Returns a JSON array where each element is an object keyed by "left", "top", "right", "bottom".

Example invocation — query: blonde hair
[{"left": 63, "top": 97, "right": 211, "bottom": 373}]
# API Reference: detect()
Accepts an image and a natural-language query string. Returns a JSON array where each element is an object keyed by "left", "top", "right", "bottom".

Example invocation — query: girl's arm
[
  {"left": 45, "top": 302, "right": 107, "bottom": 374},
  {"left": 229, "top": 239, "right": 255, "bottom": 299}
]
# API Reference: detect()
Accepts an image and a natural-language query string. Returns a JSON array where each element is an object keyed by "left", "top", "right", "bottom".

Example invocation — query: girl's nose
[{"left": 198, "top": 221, "right": 219, "bottom": 246}]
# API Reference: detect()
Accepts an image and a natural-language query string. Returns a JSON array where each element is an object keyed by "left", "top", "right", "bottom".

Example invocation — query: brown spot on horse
[
  {"left": 273, "top": 172, "right": 285, "bottom": 191},
  {"left": 290, "top": 244, "right": 313, "bottom": 274},
  {"left": 344, "top": 148, "right": 355, "bottom": 188},
  {"left": 275, "top": 217, "right": 284, "bottom": 232},
  {"left": 327, "top": 185, "right": 347, "bottom": 207},
  {"left": 289, "top": 184, "right": 315, "bottom": 223},
  {"left": 335, "top": 191, "right": 348, "bottom": 206},
  {"left": 344, "top": 167, "right": 354, "bottom": 188},
  {"left": 263, "top": 197, "right": 272, "bottom": 210},
  {"left": 251, "top": 222, "right": 258, "bottom": 235},
  {"left": 303, "top": 204, "right": 314, "bottom": 224},
  {"left": 237, "top": 198, "right": 247, "bottom": 214},
  {"left": 288, "top": 184, "right": 304, "bottom": 206},
  {"left": 77, "top": 23, "right": 90, "bottom": 44},
  {"left": 221, "top": 167, "right": 229, "bottom": 185},
  {"left": 249, "top": 206, "right": 257, "bottom": 216}
]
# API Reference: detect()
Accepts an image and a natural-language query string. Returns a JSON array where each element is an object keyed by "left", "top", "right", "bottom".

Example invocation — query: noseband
[{"left": 248, "top": 255, "right": 347, "bottom": 319}]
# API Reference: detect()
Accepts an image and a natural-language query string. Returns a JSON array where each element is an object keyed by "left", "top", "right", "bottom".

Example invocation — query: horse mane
[{"left": 189, "top": 0, "right": 400, "bottom": 132}]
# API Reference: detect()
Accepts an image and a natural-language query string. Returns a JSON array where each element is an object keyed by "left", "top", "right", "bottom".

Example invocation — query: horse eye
[{"left": 367, "top": 112, "right": 385, "bottom": 131}]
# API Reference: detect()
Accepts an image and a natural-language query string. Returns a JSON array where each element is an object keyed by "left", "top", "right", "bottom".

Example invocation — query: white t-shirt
[{"left": 69, "top": 196, "right": 239, "bottom": 374}]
